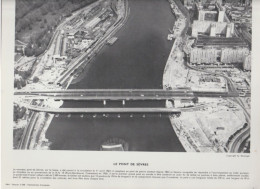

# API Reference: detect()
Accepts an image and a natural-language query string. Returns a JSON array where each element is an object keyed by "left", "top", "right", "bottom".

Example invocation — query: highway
[
  {"left": 184, "top": 61, "right": 238, "bottom": 93},
  {"left": 28, "top": 106, "right": 181, "bottom": 114},
  {"left": 229, "top": 127, "right": 250, "bottom": 153},
  {"left": 19, "top": 112, "right": 39, "bottom": 149},
  {"left": 14, "top": 89, "right": 239, "bottom": 100},
  {"left": 228, "top": 97, "right": 251, "bottom": 153}
]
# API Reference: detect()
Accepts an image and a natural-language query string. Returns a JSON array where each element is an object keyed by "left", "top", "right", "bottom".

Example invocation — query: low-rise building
[{"left": 15, "top": 40, "right": 27, "bottom": 54}]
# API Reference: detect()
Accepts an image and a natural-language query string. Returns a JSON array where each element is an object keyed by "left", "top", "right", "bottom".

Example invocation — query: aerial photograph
[{"left": 13, "top": 0, "right": 251, "bottom": 152}]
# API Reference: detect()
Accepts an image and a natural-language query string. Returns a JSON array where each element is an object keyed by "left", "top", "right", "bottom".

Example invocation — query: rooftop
[{"left": 195, "top": 36, "right": 248, "bottom": 48}]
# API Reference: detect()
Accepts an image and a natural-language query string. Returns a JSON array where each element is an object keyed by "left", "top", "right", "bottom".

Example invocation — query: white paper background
[{"left": 1, "top": 0, "right": 260, "bottom": 188}]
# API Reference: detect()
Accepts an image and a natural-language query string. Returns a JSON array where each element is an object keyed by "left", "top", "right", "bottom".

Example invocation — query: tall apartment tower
[
  {"left": 210, "top": 23, "right": 216, "bottom": 37},
  {"left": 198, "top": 11, "right": 205, "bottom": 21},
  {"left": 226, "top": 24, "right": 232, "bottom": 37},
  {"left": 243, "top": 53, "right": 251, "bottom": 71},
  {"left": 218, "top": 10, "right": 225, "bottom": 22},
  {"left": 192, "top": 27, "right": 198, "bottom": 37}
]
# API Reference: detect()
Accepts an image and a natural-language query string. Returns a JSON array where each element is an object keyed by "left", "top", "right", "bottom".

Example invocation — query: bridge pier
[{"left": 103, "top": 100, "right": 106, "bottom": 106}]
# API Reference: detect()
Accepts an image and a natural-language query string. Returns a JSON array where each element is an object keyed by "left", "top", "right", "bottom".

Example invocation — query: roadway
[
  {"left": 228, "top": 97, "right": 251, "bottom": 153},
  {"left": 184, "top": 61, "right": 238, "bottom": 93},
  {"left": 28, "top": 106, "right": 181, "bottom": 114},
  {"left": 14, "top": 89, "right": 239, "bottom": 100},
  {"left": 229, "top": 127, "right": 250, "bottom": 153},
  {"left": 19, "top": 112, "right": 39, "bottom": 149}
]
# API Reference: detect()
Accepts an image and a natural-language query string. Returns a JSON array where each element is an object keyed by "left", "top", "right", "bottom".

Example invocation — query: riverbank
[
  {"left": 45, "top": 0, "right": 184, "bottom": 152},
  {"left": 163, "top": 0, "right": 248, "bottom": 153},
  {"left": 15, "top": 0, "right": 129, "bottom": 150},
  {"left": 62, "top": 0, "right": 130, "bottom": 86}
]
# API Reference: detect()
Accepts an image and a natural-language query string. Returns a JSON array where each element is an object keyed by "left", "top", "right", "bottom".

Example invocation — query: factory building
[
  {"left": 53, "top": 34, "right": 63, "bottom": 60},
  {"left": 60, "top": 37, "right": 68, "bottom": 59},
  {"left": 53, "top": 33, "right": 68, "bottom": 62},
  {"left": 84, "top": 17, "right": 101, "bottom": 29}
]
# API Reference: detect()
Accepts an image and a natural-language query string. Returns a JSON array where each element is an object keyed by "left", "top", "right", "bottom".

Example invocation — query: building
[
  {"left": 15, "top": 40, "right": 27, "bottom": 54},
  {"left": 190, "top": 48, "right": 218, "bottom": 64},
  {"left": 189, "top": 36, "right": 249, "bottom": 64},
  {"left": 192, "top": 20, "right": 234, "bottom": 37},
  {"left": 53, "top": 34, "right": 68, "bottom": 62},
  {"left": 182, "top": 0, "right": 194, "bottom": 9},
  {"left": 53, "top": 34, "right": 62, "bottom": 60},
  {"left": 84, "top": 17, "right": 101, "bottom": 29},
  {"left": 216, "top": 2, "right": 225, "bottom": 22},
  {"left": 66, "top": 29, "right": 78, "bottom": 39},
  {"left": 243, "top": 53, "right": 251, "bottom": 71},
  {"left": 195, "top": 1, "right": 226, "bottom": 22},
  {"left": 220, "top": 48, "right": 249, "bottom": 64},
  {"left": 60, "top": 37, "right": 68, "bottom": 59},
  {"left": 196, "top": 0, "right": 222, "bottom": 4},
  {"left": 195, "top": 36, "right": 247, "bottom": 48}
]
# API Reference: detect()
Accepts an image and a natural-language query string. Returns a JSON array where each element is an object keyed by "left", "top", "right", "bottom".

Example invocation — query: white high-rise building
[
  {"left": 243, "top": 53, "right": 251, "bottom": 71},
  {"left": 210, "top": 23, "right": 216, "bottom": 37}
]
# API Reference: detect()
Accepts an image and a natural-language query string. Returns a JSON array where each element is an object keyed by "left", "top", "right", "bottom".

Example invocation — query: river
[{"left": 46, "top": 0, "right": 185, "bottom": 152}]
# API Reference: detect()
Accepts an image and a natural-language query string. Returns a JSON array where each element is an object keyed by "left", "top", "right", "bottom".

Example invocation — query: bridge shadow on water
[
  {"left": 60, "top": 100, "right": 168, "bottom": 108},
  {"left": 47, "top": 114, "right": 185, "bottom": 152},
  {"left": 46, "top": 100, "right": 185, "bottom": 152}
]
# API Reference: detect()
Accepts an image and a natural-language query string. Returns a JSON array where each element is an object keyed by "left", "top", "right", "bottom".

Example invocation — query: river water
[{"left": 46, "top": 0, "right": 185, "bottom": 152}]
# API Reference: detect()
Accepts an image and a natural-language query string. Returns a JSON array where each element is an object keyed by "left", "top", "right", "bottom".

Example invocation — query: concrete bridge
[
  {"left": 28, "top": 106, "right": 181, "bottom": 114},
  {"left": 14, "top": 89, "right": 238, "bottom": 101}
]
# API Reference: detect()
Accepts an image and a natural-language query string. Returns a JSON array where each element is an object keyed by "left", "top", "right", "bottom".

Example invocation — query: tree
[
  {"left": 40, "top": 23, "right": 45, "bottom": 28},
  {"left": 33, "top": 76, "right": 40, "bottom": 83},
  {"left": 24, "top": 46, "right": 34, "bottom": 57},
  {"left": 192, "top": 97, "right": 199, "bottom": 104}
]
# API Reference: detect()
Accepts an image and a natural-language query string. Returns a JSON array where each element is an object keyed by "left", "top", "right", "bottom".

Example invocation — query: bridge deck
[
  {"left": 28, "top": 107, "right": 181, "bottom": 114},
  {"left": 22, "top": 96, "right": 194, "bottom": 100},
  {"left": 14, "top": 89, "right": 239, "bottom": 99}
]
